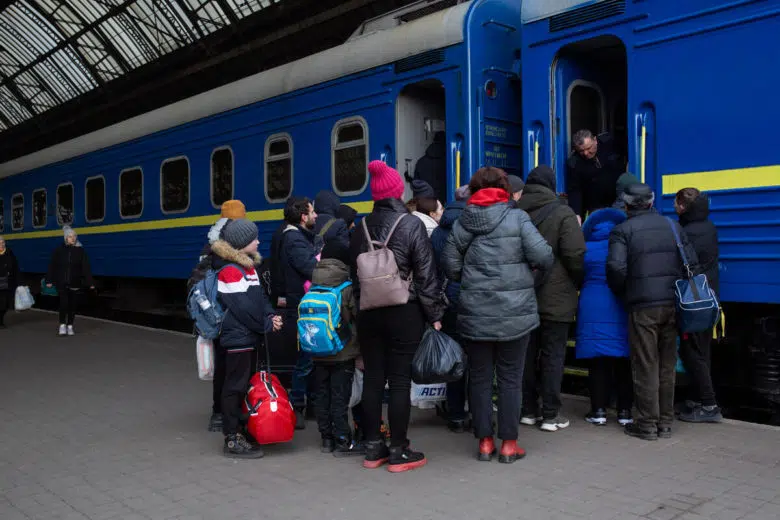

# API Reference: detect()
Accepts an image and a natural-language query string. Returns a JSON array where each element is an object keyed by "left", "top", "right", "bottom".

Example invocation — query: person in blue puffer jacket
[
  {"left": 430, "top": 184, "right": 471, "bottom": 433},
  {"left": 576, "top": 207, "right": 634, "bottom": 427}
]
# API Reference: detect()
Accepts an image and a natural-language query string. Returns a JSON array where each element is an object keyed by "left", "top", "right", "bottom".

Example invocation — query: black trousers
[
  {"left": 0, "top": 289, "right": 9, "bottom": 325},
  {"left": 212, "top": 339, "right": 226, "bottom": 414},
  {"left": 221, "top": 348, "right": 254, "bottom": 436},
  {"left": 59, "top": 288, "right": 79, "bottom": 325},
  {"left": 629, "top": 306, "right": 678, "bottom": 431},
  {"left": 588, "top": 356, "right": 633, "bottom": 411},
  {"left": 466, "top": 335, "right": 529, "bottom": 440},
  {"left": 522, "top": 320, "right": 570, "bottom": 419},
  {"left": 313, "top": 360, "right": 356, "bottom": 440},
  {"left": 358, "top": 302, "right": 426, "bottom": 448},
  {"left": 678, "top": 331, "right": 717, "bottom": 407}
]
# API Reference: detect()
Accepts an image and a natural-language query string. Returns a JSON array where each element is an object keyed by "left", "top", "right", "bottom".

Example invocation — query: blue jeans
[{"left": 290, "top": 350, "right": 313, "bottom": 408}]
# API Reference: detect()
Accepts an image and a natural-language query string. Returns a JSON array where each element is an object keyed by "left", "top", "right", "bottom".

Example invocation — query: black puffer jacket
[
  {"left": 607, "top": 208, "right": 699, "bottom": 310},
  {"left": 314, "top": 190, "right": 350, "bottom": 264},
  {"left": 279, "top": 225, "right": 320, "bottom": 307},
  {"left": 0, "top": 248, "right": 20, "bottom": 308},
  {"left": 349, "top": 197, "right": 444, "bottom": 324},
  {"left": 679, "top": 194, "right": 719, "bottom": 295},
  {"left": 46, "top": 244, "right": 94, "bottom": 289}
]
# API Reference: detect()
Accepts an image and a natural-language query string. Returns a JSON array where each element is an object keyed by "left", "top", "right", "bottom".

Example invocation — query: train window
[
  {"left": 332, "top": 118, "right": 368, "bottom": 195},
  {"left": 11, "top": 193, "right": 23, "bottom": 231},
  {"left": 56, "top": 183, "right": 74, "bottom": 226},
  {"left": 120, "top": 168, "right": 143, "bottom": 219},
  {"left": 265, "top": 134, "right": 293, "bottom": 203},
  {"left": 0, "top": 198, "right": 4, "bottom": 233},
  {"left": 161, "top": 157, "right": 190, "bottom": 214},
  {"left": 32, "top": 189, "right": 47, "bottom": 229},
  {"left": 85, "top": 176, "right": 106, "bottom": 223},
  {"left": 211, "top": 147, "right": 234, "bottom": 208}
]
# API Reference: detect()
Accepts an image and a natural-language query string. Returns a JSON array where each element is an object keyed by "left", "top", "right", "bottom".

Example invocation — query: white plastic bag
[
  {"left": 349, "top": 369, "right": 363, "bottom": 408},
  {"left": 14, "top": 286, "right": 34, "bottom": 311},
  {"left": 410, "top": 382, "right": 446, "bottom": 409},
  {"left": 196, "top": 336, "right": 215, "bottom": 381}
]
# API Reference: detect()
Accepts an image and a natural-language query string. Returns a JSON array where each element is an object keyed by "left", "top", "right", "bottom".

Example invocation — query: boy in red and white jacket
[{"left": 210, "top": 218, "right": 282, "bottom": 458}]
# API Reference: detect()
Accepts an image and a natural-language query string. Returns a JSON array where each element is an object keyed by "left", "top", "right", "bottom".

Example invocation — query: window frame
[
  {"left": 0, "top": 197, "right": 4, "bottom": 233},
  {"left": 11, "top": 192, "right": 24, "bottom": 231},
  {"left": 264, "top": 133, "right": 294, "bottom": 204},
  {"left": 210, "top": 146, "right": 235, "bottom": 209},
  {"left": 31, "top": 188, "right": 47, "bottom": 229},
  {"left": 56, "top": 182, "right": 75, "bottom": 226},
  {"left": 160, "top": 156, "right": 191, "bottom": 215},
  {"left": 331, "top": 116, "right": 369, "bottom": 196},
  {"left": 565, "top": 80, "right": 606, "bottom": 154},
  {"left": 119, "top": 166, "right": 144, "bottom": 219},
  {"left": 84, "top": 175, "right": 106, "bottom": 224}
]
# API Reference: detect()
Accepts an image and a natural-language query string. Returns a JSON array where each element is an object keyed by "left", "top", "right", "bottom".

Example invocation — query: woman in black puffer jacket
[
  {"left": 0, "top": 236, "right": 20, "bottom": 328},
  {"left": 443, "top": 167, "right": 553, "bottom": 463},
  {"left": 46, "top": 226, "right": 95, "bottom": 336},
  {"left": 349, "top": 160, "right": 444, "bottom": 474}
]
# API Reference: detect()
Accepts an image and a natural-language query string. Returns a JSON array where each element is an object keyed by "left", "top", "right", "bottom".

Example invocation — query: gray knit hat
[
  {"left": 621, "top": 183, "right": 655, "bottom": 209},
  {"left": 455, "top": 184, "right": 471, "bottom": 201},
  {"left": 221, "top": 219, "right": 258, "bottom": 250}
]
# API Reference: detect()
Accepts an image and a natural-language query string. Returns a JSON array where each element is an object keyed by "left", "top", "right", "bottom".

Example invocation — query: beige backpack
[{"left": 356, "top": 214, "right": 410, "bottom": 311}]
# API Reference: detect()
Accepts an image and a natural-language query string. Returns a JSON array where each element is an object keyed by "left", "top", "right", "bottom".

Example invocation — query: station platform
[{"left": 1, "top": 311, "right": 779, "bottom": 520}]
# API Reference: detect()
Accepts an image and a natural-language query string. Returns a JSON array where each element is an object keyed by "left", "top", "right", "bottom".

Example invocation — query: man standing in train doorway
[{"left": 566, "top": 129, "right": 625, "bottom": 220}]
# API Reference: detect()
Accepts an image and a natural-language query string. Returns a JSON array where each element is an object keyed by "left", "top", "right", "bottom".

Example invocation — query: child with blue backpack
[{"left": 300, "top": 255, "right": 364, "bottom": 457}]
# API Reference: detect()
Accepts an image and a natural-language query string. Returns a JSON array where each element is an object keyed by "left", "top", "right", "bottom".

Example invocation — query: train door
[
  {"left": 396, "top": 80, "right": 447, "bottom": 202},
  {"left": 552, "top": 36, "right": 628, "bottom": 192}
]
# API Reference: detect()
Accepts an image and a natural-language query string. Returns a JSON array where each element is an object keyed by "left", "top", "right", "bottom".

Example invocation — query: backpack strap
[
  {"left": 383, "top": 214, "right": 407, "bottom": 247},
  {"left": 317, "top": 218, "right": 338, "bottom": 238},
  {"left": 531, "top": 201, "right": 560, "bottom": 228},
  {"left": 361, "top": 214, "right": 406, "bottom": 251}
]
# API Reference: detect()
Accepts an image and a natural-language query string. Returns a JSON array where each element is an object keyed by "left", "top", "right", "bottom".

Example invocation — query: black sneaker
[
  {"left": 363, "top": 440, "right": 390, "bottom": 469},
  {"left": 321, "top": 437, "right": 335, "bottom": 453},
  {"left": 294, "top": 407, "right": 306, "bottom": 430},
  {"left": 333, "top": 437, "right": 366, "bottom": 458},
  {"left": 617, "top": 409, "right": 633, "bottom": 426},
  {"left": 388, "top": 445, "right": 427, "bottom": 473},
  {"left": 224, "top": 433, "right": 264, "bottom": 458},
  {"left": 679, "top": 405, "right": 722, "bottom": 423},
  {"left": 624, "top": 423, "right": 658, "bottom": 441},
  {"left": 585, "top": 409, "right": 607, "bottom": 425},
  {"left": 447, "top": 418, "right": 469, "bottom": 433},
  {"left": 657, "top": 426, "right": 672, "bottom": 439},
  {"left": 208, "top": 413, "right": 223, "bottom": 432}
]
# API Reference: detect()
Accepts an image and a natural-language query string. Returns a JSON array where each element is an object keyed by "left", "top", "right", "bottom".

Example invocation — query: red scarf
[{"left": 469, "top": 188, "right": 510, "bottom": 207}]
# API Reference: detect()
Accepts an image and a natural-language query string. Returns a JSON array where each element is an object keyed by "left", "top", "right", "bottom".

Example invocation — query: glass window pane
[
  {"left": 120, "top": 168, "right": 143, "bottom": 218},
  {"left": 266, "top": 158, "right": 292, "bottom": 202},
  {"left": 211, "top": 149, "right": 233, "bottom": 207},
  {"left": 268, "top": 140, "right": 289, "bottom": 157},
  {"left": 161, "top": 158, "right": 190, "bottom": 213},
  {"left": 86, "top": 177, "right": 105, "bottom": 222},
  {"left": 337, "top": 123, "right": 364, "bottom": 144},
  {"left": 32, "top": 189, "right": 47, "bottom": 228},
  {"left": 0, "top": 198, "right": 4, "bottom": 233},
  {"left": 57, "top": 184, "right": 74, "bottom": 225},
  {"left": 12, "top": 194, "right": 24, "bottom": 230}
]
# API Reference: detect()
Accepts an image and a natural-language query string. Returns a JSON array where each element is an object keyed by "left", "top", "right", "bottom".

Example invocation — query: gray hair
[{"left": 572, "top": 129, "right": 594, "bottom": 149}]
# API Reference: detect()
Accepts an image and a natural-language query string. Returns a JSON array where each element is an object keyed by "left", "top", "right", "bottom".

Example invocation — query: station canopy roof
[{"left": 0, "top": 0, "right": 283, "bottom": 133}]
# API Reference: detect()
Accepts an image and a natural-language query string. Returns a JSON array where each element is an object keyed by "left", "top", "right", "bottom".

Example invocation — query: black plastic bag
[{"left": 412, "top": 328, "right": 466, "bottom": 384}]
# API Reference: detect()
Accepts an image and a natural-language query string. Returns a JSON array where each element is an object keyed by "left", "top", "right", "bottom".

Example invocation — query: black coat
[
  {"left": 0, "top": 248, "right": 20, "bottom": 309},
  {"left": 607, "top": 208, "right": 699, "bottom": 310},
  {"left": 679, "top": 194, "right": 719, "bottom": 295},
  {"left": 313, "top": 191, "right": 350, "bottom": 264},
  {"left": 46, "top": 244, "right": 94, "bottom": 289},
  {"left": 278, "top": 225, "right": 319, "bottom": 307},
  {"left": 349, "top": 197, "right": 444, "bottom": 324},
  {"left": 566, "top": 133, "right": 625, "bottom": 218},
  {"left": 413, "top": 134, "right": 447, "bottom": 202}
]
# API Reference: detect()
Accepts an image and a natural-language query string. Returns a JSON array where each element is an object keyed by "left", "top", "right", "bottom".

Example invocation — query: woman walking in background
[
  {"left": 46, "top": 226, "right": 95, "bottom": 336},
  {"left": 0, "top": 237, "right": 20, "bottom": 328}
]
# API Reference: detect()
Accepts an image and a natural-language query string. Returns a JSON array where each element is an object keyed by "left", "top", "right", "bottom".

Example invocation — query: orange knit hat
[{"left": 220, "top": 200, "right": 246, "bottom": 219}]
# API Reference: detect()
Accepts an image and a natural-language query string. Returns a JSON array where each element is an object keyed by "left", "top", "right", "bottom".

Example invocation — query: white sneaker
[
  {"left": 58, "top": 324, "right": 67, "bottom": 336},
  {"left": 67, "top": 325, "right": 75, "bottom": 336},
  {"left": 520, "top": 415, "right": 541, "bottom": 426},
  {"left": 540, "top": 415, "right": 571, "bottom": 432}
]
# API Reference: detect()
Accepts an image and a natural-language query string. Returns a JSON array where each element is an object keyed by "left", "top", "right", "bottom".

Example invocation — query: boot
[
  {"left": 294, "top": 407, "right": 306, "bottom": 430},
  {"left": 208, "top": 413, "right": 223, "bottom": 432},
  {"left": 223, "top": 433, "right": 264, "bottom": 459},
  {"left": 388, "top": 445, "right": 427, "bottom": 473},
  {"left": 498, "top": 440, "right": 526, "bottom": 464},
  {"left": 333, "top": 436, "right": 366, "bottom": 458},
  {"left": 477, "top": 437, "right": 495, "bottom": 462},
  {"left": 362, "top": 440, "right": 390, "bottom": 469}
]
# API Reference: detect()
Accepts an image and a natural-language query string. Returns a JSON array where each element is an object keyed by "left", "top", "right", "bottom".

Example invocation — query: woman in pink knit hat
[{"left": 348, "top": 160, "right": 444, "bottom": 473}]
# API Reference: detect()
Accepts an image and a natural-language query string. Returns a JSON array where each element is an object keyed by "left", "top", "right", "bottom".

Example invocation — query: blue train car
[
  {"left": 0, "top": 0, "right": 522, "bottom": 306},
  {"left": 520, "top": 0, "right": 780, "bottom": 395}
]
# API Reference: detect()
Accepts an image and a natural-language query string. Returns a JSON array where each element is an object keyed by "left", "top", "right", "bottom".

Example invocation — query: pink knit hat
[{"left": 368, "top": 160, "right": 405, "bottom": 201}]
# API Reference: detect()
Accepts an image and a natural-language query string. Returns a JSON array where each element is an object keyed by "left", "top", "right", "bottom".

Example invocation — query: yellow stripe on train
[
  {"left": 662, "top": 165, "right": 780, "bottom": 195},
  {"left": 4, "top": 201, "right": 375, "bottom": 241}
]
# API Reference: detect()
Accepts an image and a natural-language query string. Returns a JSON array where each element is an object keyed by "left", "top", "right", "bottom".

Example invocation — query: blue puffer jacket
[{"left": 576, "top": 208, "right": 629, "bottom": 359}]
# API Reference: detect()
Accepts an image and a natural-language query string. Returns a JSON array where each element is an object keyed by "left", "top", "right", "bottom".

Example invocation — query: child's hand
[
  {"left": 272, "top": 315, "right": 283, "bottom": 331},
  {"left": 355, "top": 356, "right": 364, "bottom": 371}
]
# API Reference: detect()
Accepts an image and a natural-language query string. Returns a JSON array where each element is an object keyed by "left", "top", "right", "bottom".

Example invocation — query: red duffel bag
[{"left": 244, "top": 370, "right": 296, "bottom": 445}]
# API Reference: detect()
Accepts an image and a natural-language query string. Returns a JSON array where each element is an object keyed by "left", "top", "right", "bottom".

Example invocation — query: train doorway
[
  {"left": 396, "top": 80, "right": 447, "bottom": 202},
  {"left": 552, "top": 36, "right": 628, "bottom": 195}
]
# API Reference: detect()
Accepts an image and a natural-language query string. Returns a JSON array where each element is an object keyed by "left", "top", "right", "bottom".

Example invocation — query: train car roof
[{"left": 0, "top": 1, "right": 471, "bottom": 180}]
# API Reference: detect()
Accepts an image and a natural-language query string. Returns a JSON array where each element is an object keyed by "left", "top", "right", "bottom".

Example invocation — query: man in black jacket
[
  {"left": 314, "top": 190, "right": 350, "bottom": 264},
  {"left": 607, "top": 184, "right": 699, "bottom": 440},
  {"left": 277, "top": 197, "right": 320, "bottom": 428},
  {"left": 675, "top": 188, "right": 722, "bottom": 423},
  {"left": 567, "top": 130, "right": 625, "bottom": 219},
  {"left": 517, "top": 165, "right": 586, "bottom": 432},
  {"left": 413, "top": 131, "right": 447, "bottom": 202}
]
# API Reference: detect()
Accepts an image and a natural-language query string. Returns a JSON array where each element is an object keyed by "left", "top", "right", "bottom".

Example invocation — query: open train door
[{"left": 551, "top": 37, "right": 627, "bottom": 194}]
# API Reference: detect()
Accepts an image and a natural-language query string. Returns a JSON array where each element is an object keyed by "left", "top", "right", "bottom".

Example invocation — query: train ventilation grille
[
  {"left": 394, "top": 49, "right": 445, "bottom": 74},
  {"left": 549, "top": 0, "right": 626, "bottom": 32},
  {"left": 397, "top": 0, "right": 462, "bottom": 24}
]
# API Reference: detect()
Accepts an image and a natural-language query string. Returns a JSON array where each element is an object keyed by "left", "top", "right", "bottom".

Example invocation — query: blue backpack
[
  {"left": 187, "top": 264, "right": 245, "bottom": 340},
  {"left": 297, "top": 282, "right": 352, "bottom": 356}
]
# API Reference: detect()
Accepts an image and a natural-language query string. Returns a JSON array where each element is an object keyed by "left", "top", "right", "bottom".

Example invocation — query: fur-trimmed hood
[{"left": 210, "top": 239, "right": 261, "bottom": 269}]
